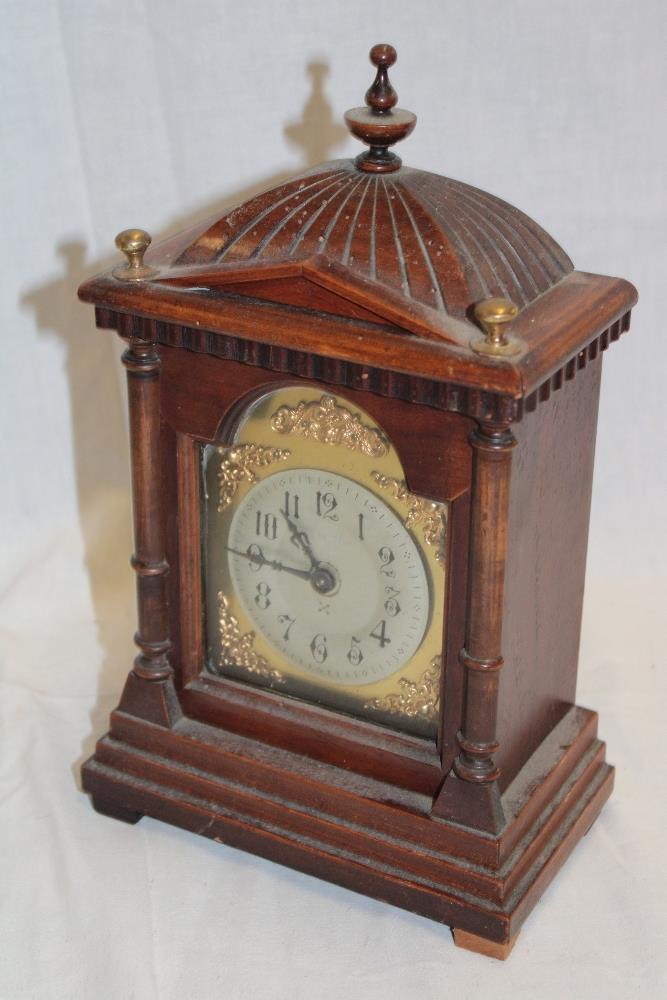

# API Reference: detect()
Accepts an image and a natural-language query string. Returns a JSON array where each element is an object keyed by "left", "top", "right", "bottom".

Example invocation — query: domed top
[
  {"left": 171, "top": 159, "right": 573, "bottom": 323},
  {"left": 80, "top": 42, "right": 635, "bottom": 404},
  {"left": 164, "top": 42, "right": 572, "bottom": 326},
  {"left": 149, "top": 42, "right": 572, "bottom": 336}
]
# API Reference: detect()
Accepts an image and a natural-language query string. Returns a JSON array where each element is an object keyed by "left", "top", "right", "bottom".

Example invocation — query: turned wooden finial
[
  {"left": 471, "top": 297, "right": 523, "bottom": 357},
  {"left": 365, "top": 43, "right": 398, "bottom": 112},
  {"left": 345, "top": 44, "right": 417, "bottom": 174},
  {"left": 113, "top": 228, "right": 158, "bottom": 281}
]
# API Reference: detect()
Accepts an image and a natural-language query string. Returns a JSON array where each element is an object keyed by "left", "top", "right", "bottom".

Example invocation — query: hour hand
[{"left": 280, "top": 510, "right": 319, "bottom": 567}]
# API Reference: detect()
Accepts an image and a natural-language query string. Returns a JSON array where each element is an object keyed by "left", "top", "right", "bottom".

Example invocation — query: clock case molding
[{"left": 78, "top": 97, "right": 637, "bottom": 956}]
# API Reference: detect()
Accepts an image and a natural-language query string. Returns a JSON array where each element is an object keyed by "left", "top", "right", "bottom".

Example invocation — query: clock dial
[{"left": 227, "top": 468, "right": 431, "bottom": 686}]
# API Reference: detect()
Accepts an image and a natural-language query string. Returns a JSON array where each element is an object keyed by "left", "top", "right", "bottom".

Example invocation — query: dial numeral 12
[{"left": 316, "top": 491, "right": 338, "bottom": 520}]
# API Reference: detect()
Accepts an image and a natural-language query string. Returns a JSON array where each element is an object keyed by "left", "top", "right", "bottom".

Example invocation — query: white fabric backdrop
[{"left": 1, "top": 1, "right": 665, "bottom": 997}]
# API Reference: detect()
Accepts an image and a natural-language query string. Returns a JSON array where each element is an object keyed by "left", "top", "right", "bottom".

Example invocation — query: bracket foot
[
  {"left": 92, "top": 795, "right": 143, "bottom": 825},
  {"left": 452, "top": 928, "right": 518, "bottom": 960}
]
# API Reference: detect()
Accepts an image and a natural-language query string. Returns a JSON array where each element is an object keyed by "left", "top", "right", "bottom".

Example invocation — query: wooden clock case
[{"left": 79, "top": 49, "right": 637, "bottom": 959}]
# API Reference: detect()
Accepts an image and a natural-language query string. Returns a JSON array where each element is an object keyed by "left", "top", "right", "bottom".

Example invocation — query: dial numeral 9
[{"left": 246, "top": 543, "right": 264, "bottom": 572}]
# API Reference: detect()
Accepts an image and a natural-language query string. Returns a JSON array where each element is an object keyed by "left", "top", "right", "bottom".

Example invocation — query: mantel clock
[{"left": 79, "top": 45, "right": 637, "bottom": 959}]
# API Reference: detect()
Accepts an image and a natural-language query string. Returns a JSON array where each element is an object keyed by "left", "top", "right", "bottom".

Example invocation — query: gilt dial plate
[{"left": 201, "top": 385, "right": 449, "bottom": 740}]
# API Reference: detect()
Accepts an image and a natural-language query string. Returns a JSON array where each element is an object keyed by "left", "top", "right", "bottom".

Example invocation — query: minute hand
[{"left": 225, "top": 545, "right": 312, "bottom": 580}]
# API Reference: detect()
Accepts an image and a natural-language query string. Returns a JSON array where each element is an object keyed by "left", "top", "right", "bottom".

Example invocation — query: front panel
[{"left": 158, "top": 346, "right": 473, "bottom": 785}]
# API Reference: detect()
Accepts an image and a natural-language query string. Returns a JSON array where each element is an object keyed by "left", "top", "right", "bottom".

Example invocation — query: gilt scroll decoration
[
  {"left": 364, "top": 656, "right": 441, "bottom": 722},
  {"left": 370, "top": 472, "right": 447, "bottom": 564},
  {"left": 270, "top": 394, "right": 388, "bottom": 458},
  {"left": 210, "top": 593, "right": 284, "bottom": 684},
  {"left": 217, "top": 444, "right": 290, "bottom": 510}
]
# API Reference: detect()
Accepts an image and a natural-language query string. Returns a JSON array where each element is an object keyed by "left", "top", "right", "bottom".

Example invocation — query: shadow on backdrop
[{"left": 21, "top": 57, "right": 349, "bottom": 789}]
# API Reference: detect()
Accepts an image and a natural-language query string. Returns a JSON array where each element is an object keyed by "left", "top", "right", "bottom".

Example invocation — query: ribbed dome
[{"left": 175, "top": 160, "right": 573, "bottom": 322}]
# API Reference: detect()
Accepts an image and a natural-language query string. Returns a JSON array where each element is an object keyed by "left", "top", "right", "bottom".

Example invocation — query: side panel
[{"left": 497, "top": 359, "right": 603, "bottom": 790}]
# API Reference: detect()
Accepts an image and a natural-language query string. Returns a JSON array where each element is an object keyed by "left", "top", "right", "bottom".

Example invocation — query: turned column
[
  {"left": 456, "top": 422, "right": 515, "bottom": 777},
  {"left": 434, "top": 420, "right": 515, "bottom": 834},
  {"left": 123, "top": 336, "right": 171, "bottom": 678},
  {"left": 113, "top": 230, "right": 180, "bottom": 727}
]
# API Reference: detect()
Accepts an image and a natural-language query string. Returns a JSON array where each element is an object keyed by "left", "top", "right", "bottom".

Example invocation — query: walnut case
[{"left": 78, "top": 45, "right": 637, "bottom": 959}]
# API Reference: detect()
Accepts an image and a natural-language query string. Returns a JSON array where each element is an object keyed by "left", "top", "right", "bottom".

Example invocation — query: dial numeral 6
[{"left": 310, "top": 633, "right": 328, "bottom": 663}]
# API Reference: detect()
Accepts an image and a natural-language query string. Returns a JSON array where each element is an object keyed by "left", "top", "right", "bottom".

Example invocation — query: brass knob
[
  {"left": 471, "top": 297, "right": 522, "bottom": 357},
  {"left": 113, "top": 228, "right": 157, "bottom": 281}
]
